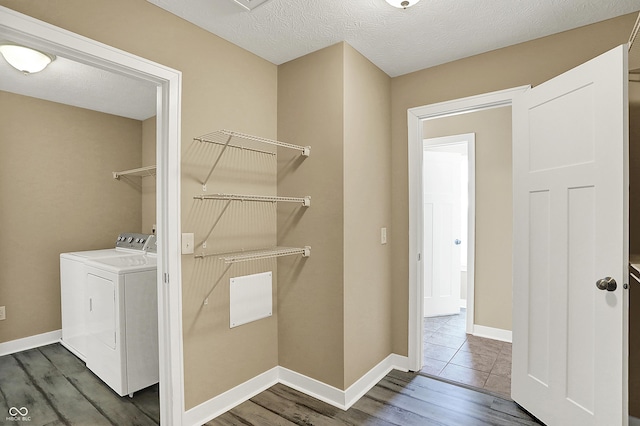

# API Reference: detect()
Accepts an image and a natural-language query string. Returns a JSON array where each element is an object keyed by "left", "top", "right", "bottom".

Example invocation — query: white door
[
  {"left": 512, "top": 45, "right": 628, "bottom": 425},
  {"left": 423, "top": 149, "right": 462, "bottom": 317}
]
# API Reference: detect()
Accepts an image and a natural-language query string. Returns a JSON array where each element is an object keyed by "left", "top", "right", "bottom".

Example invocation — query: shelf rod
[
  {"left": 194, "top": 193, "right": 311, "bottom": 206},
  {"left": 113, "top": 165, "right": 156, "bottom": 179},
  {"left": 194, "top": 246, "right": 311, "bottom": 263}
]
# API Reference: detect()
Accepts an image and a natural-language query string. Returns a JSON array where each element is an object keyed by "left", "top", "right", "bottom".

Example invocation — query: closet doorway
[{"left": 0, "top": 9, "right": 183, "bottom": 425}]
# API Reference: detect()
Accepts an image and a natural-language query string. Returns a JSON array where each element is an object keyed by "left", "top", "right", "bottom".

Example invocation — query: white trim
[
  {"left": 183, "top": 354, "right": 410, "bottom": 425},
  {"left": 279, "top": 366, "right": 348, "bottom": 409},
  {"left": 630, "top": 416, "right": 640, "bottom": 426},
  {"left": 422, "top": 133, "right": 476, "bottom": 333},
  {"left": 0, "top": 8, "right": 184, "bottom": 425},
  {"left": 0, "top": 330, "right": 61, "bottom": 357},
  {"left": 280, "top": 354, "right": 410, "bottom": 411},
  {"left": 183, "top": 367, "right": 279, "bottom": 426},
  {"left": 460, "top": 299, "right": 468, "bottom": 309},
  {"left": 344, "top": 354, "right": 409, "bottom": 408},
  {"left": 407, "top": 86, "right": 530, "bottom": 371},
  {"left": 472, "top": 325, "right": 512, "bottom": 343}
]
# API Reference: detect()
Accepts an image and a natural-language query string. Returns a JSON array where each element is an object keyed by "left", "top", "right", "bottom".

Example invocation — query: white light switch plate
[
  {"left": 182, "top": 233, "right": 194, "bottom": 254},
  {"left": 381, "top": 227, "right": 387, "bottom": 245}
]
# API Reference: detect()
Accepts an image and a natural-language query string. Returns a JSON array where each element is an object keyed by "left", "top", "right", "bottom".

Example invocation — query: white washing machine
[
  {"left": 59, "top": 233, "right": 152, "bottom": 361},
  {"left": 83, "top": 249, "right": 158, "bottom": 397}
]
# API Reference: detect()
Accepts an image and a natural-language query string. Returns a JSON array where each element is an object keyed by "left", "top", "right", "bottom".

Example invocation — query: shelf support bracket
[{"left": 201, "top": 133, "right": 232, "bottom": 191}]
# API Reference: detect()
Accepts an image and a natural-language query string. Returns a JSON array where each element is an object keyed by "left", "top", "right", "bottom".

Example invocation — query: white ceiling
[
  {"left": 2, "top": 1, "right": 639, "bottom": 120},
  {"left": 147, "top": 0, "right": 640, "bottom": 77},
  {"left": 0, "top": 45, "right": 157, "bottom": 121}
]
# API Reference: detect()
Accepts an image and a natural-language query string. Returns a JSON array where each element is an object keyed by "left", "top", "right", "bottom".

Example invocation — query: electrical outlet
[{"left": 0, "top": 306, "right": 5, "bottom": 321}]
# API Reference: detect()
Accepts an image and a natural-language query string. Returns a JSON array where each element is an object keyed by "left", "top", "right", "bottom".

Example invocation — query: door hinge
[
  {"left": 418, "top": 253, "right": 422, "bottom": 261},
  {"left": 164, "top": 273, "right": 169, "bottom": 284}
]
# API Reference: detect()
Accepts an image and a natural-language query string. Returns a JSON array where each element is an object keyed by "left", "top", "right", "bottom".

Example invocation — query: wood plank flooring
[
  {"left": 0, "top": 343, "right": 159, "bottom": 426},
  {"left": 0, "top": 343, "right": 540, "bottom": 425},
  {"left": 207, "top": 370, "right": 541, "bottom": 426}
]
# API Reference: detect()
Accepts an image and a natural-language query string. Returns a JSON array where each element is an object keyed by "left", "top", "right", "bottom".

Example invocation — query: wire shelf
[
  {"left": 194, "top": 193, "right": 311, "bottom": 206},
  {"left": 194, "top": 246, "right": 311, "bottom": 263},
  {"left": 113, "top": 165, "right": 156, "bottom": 180},
  {"left": 195, "top": 129, "right": 311, "bottom": 157}
]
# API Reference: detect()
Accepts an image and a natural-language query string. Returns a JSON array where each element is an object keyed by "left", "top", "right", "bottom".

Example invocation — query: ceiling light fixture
[
  {"left": 0, "top": 44, "right": 56, "bottom": 74},
  {"left": 385, "top": 0, "right": 421, "bottom": 8}
]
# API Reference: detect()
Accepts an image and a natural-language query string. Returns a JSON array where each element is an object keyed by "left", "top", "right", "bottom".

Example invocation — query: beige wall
[
  {"left": 277, "top": 43, "right": 346, "bottom": 389},
  {"left": 343, "top": 44, "right": 392, "bottom": 387},
  {"left": 0, "top": 91, "right": 142, "bottom": 343},
  {"left": 142, "top": 116, "right": 156, "bottom": 235},
  {"left": 0, "top": 0, "right": 278, "bottom": 410},
  {"left": 423, "top": 106, "right": 512, "bottom": 330},
  {"left": 390, "top": 13, "right": 639, "bottom": 355},
  {"left": 277, "top": 42, "right": 393, "bottom": 390}
]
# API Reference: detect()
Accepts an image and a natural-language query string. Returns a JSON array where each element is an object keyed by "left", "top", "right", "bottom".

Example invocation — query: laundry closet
[{"left": 0, "top": 88, "right": 157, "bottom": 391}]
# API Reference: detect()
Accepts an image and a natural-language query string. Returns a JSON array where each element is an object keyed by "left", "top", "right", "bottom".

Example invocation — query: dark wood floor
[
  {"left": 0, "top": 343, "right": 159, "bottom": 425},
  {"left": 0, "top": 343, "right": 540, "bottom": 425}
]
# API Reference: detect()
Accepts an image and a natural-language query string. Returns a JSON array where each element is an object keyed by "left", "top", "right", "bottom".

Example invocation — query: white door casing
[
  {"left": 423, "top": 149, "right": 462, "bottom": 317},
  {"left": 512, "top": 45, "right": 628, "bottom": 425},
  {"left": 408, "top": 86, "right": 529, "bottom": 371}
]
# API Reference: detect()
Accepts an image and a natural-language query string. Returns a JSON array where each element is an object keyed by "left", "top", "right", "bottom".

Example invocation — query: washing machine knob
[{"left": 127, "top": 237, "right": 134, "bottom": 243}]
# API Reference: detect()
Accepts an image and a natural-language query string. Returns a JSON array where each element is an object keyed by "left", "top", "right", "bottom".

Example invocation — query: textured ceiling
[
  {"left": 0, "top": 52, "right": 157, "bottom": 120},
  {"left": 147, "top": 0, "right": 640, "bottom": 77},
  {"left": 2, "top": 1, "right": 639, "bottom": 120}
]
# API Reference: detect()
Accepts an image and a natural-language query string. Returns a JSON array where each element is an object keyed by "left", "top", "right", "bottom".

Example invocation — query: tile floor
[{"left": 421, "top": 309, "right": 512, "bottom": 399}]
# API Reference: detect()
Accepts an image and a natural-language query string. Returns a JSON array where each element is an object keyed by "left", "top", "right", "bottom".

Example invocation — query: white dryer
[
  {"left": 59, "top": 233, "right": 152, "bottom": 361},
  {"left": 83, "top": 251, "right": 158, "bottom": 397}
]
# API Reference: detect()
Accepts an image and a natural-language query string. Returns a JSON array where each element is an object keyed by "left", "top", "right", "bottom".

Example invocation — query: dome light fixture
[
  {"left": 385, "top": 0, "right": 421, "bottom": 9},
  {"left": 0, "top": 43, "right": 56, "bottom": 75}
]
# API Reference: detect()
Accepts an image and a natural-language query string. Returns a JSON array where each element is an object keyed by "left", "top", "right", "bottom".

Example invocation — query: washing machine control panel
[{"left": 115, "top": 233, "right": 151, "bottom": 251}]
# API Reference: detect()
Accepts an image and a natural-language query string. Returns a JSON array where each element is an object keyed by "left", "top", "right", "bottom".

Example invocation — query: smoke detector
[{"left": 230, "top": 0, "right": 273, "bottom": 11}]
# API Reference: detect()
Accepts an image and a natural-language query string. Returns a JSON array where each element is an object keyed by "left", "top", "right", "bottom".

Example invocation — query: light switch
[
  {"left": 182, "top": 233, "right": 194, "bottom": 254},
  {"left": 381, "top": 227, "right": 387, "bottom": 245}
]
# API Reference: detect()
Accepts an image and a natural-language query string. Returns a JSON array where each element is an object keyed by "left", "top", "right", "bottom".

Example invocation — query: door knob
[
  {"left": 454, "top": 239, "right": 462, "bottom": 245},
  {"left": 596, "top": 277, "right": 617, "bottom": 292}
]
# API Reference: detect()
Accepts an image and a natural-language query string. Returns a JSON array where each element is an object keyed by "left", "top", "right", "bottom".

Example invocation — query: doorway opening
[
  {"left": 407, "top": 86, "right": 529, "bottom": 394},
  {"left": 0, "top": 8, "right": 184, "bottom": 426}
]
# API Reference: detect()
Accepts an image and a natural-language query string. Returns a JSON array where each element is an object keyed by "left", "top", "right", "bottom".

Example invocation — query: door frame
[
  {"left": 407, "top": 85, "right": 529, "bottom": 371},
  {"left": 423, "top": 134, "right": 475, "bottom": 326},
  {"left": 0, "top": 7, "right": 185, "bottom": 425}
]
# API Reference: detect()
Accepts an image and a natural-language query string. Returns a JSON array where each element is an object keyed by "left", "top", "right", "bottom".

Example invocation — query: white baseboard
[
  {"left": 184, "top": 354, "right": 410, "bottom": 425},
  {"left": 460, "top": 299, "right": 467, "bottom": 309},
  {"left": 472, "top": 325, "right": 512, "bottom": 343},
  {"left": 183, "top": 366, "right": 279, "bottom": 426},
  {"left": 630, "top": 415, "right": 640, "bottom": 426},
  {"left": 279, "top": 366, "right": 347, "bottom": 409},
  {"left": 0, "top": 330, "right": 61, "bottom": 357},
  {"left": 344, "top": 354, "right": 409, "bottom": 409}
]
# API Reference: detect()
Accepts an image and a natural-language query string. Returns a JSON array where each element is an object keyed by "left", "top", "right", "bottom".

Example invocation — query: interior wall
[
  {"left": 390, "top": 12, "right": 640, "bottom": 355},
  {"left": 142, "top": 116, "right": 156, "bottom": 235},
  {"left": 343, "top": 44, "right": 392, "bottom": 388},
  {"left": 0, "top": 90, "right": 142, "bottom": 343},
  {"left": 423, "top": 106, "right": 512, "bottom": 330},
  {"left": 277, "top": 43, "right": 345, "bottom": 389},
  {"left": 0, "top": 0, "right": 279, "bottom": 410}
]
